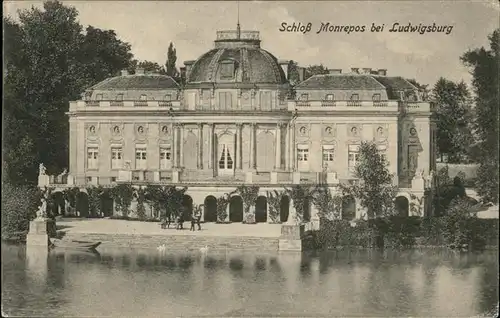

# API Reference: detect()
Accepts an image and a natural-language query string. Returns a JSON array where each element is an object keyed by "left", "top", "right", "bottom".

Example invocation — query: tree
[
  {"left": 432, "top": 78, "right": 475, "bottom": 163},
  {"left": 3, "top": 1, "right": 135, "bottom": 185},
  {"left": 128, "top": 59, "right": 166, "bottom": 74},
  {"left": 461, "top": 29, "right": 499, "bottom": 203},
  {"left": 165, "top": 42, "right": 178, "bottom": 77},
  {"left": 341, "top": 141, "right": 398, "bottom": 218},
  {"left": 287, "top": 60, "right": 300, "bottom": 85},
  {"left": 304, "top": 64, "right": 329, "bottom": 80}
]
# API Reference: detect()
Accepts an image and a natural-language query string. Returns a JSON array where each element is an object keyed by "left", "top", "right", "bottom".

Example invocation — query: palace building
[{"left": 42, "top": 25, "right": 437, "bottom": 224}]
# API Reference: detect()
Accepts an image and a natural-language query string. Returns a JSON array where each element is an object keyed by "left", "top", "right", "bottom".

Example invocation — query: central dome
[{"left": 186, "top": 30, "right": 287, "bottom": 84}]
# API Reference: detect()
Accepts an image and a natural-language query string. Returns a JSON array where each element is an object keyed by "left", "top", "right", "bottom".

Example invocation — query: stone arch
[
  {"left": 50, "top": 191, "right": 65, "bottom": 216},
  {"left": 395, "top": 196, "right": 409, "bottom": 217},
  {"left": 204, "top": 196, "right": 217, "bottom": 222},
  {"left": 341, "top": 195, "right": 356, "bottom": 220},
  {"left": 229, "top": 195, "right": 243, "bottom": 222},
  {"left": 302, "top": 197, "right": 311, "bottom": 222},
  {"left": 255, "top": 196, "right": 267, "bottom": 223},
  {"left": 184, "top": 132, "right": 198, "bottom": 169},
  {"left": 182, "top": 195, "right": 193, "bottom": 221},
  {"left": 256, "top": 131, "right": 275, "bottom": 171},
  {"left": 76, "top": 191, "right": 89, "bottom": 217},
  {"left": 100, "top": 190, "right": 114, "bottom": 217},
  {"left": 280, "top": 195, "right": 290, "bottom": 223}
]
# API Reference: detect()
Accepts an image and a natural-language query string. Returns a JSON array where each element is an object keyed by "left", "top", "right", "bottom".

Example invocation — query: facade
[{"left": 43, "top": 26, "right": 437, "bottom": 223}]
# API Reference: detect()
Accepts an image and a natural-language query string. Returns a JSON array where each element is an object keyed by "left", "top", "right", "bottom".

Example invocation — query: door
[{"left": 217, "top": 134, "right": 234, "bottom": 176}]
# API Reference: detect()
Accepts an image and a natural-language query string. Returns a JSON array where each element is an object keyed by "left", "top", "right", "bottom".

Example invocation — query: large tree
[
  {"left": 461, "top": 29, "right": 499, "bottom": 203},
  {"left": 3, "top": 1, "right": 134, "bottom": 185},
  {"left": 304, "top": 64, "right": 329, "bottom": 80},
  {"left": 432, "top": 78, "right": 475, "bottom": 163},
  {"left": 341, "top": 141, "right": 398, "bottom": 219},
  {"left": 165, "top": 42, "right": 178, "bottom": 77}
]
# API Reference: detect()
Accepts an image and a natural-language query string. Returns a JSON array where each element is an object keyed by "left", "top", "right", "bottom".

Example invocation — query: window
[
  {"left": 297, "top": 145, "right": 309, "bottom": 162},
  {"left": 116, "top": 94, "right": 124, "bottom": 101},
  {"left": 220, "top": 61, "right": 235, "bottom": 79},
  {"left": 164, "top": 94, "right": 172, "bottom": 101},
  {"left": 87, "top": 147, "right": 99, "bottom": 170},
  {"left": 260, "top": 91, "right": 272, "bottom": 110},
  {"left": 348, "top": 145, "right": 359, "bottom": 172},
  {"left": 322, "top": 145, "right": 335, "bottom": 162},
  {"left": 300, "top": 94, "right": 309, "bottom": 101},
  {"left": 218, "top": 145, "right": 233, "bottom": 170},
  {"left": 325, "top": 94, "right": 335, "bottom": 101},
  {"left": 219, "top": 92, "right": 233, "bottom": 110},
  {"left": 159, "top": 146, "right": 172, "bottom": 170},
  {"left": 140, "top": 94, "right": 147, "bottom": 101},
  {"left": 350, "top": 94, "right": 359, "bottom": 101},
  {"left": 111, "top": 177, "right": 117, "bottom": 182},
  {"left": 95, "top": 94, "right": 103, "bottom": 101},
  {"left": 135, "top": 147, "right": 147, "bottom": 170},
  {"left": 111, "top": 147, "right": 123, "bottom": 170},
  {"left": 372, "top": 94, "right": 381, "bottom": 101},
  {"left": 377, "top": 145, "right": 387, "bottom": 163}
]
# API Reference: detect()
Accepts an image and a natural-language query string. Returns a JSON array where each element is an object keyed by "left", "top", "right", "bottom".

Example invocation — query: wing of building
[{"left": 46, "top": 26, "right": 437, "bottom": 222}]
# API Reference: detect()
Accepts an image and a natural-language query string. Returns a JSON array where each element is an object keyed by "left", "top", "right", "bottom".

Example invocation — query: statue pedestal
[
  {"left": 279, "top": 224, "right": 305, "bottom": 251},
  {"left": 26, "top": 219, "right": 50, "bottom": 249}
]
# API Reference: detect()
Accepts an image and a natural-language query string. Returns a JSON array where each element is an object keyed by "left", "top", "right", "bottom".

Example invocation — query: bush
[{"left": 1, "top": 183, "right": 40, "bottom": 240}]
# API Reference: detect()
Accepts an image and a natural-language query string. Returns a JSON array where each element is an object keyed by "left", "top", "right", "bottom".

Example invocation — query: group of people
[{"left": 161, "top": 207, "right": 202, "bottom": 231}]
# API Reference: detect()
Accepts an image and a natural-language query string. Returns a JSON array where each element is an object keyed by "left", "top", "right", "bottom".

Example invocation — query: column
[
  {"left": 236, "top": 124, "right": 242, "bottom": 169},
  {"left": 179, "top": 124, "right": 185, "bottom": 168},
  {"left": 275, "top": 123, "right": 282, "bottom": 170},
  {"left": 291, "top": 123, "right": 296, "bottom": 171},
  {"left": 285, "top": 124, "right": 290, "bottom": 171},
  {"left": 172, "top": 124, "right": 178, "bottom": 168},
  {"left": 198, "top": 123, "right": 203, "bottom": 169},
  {"left": 249, "top": 123, "right": 256, "bottom": 169},
  {"left": 209, "top": 124, "right": 215, "bottom": 174}
]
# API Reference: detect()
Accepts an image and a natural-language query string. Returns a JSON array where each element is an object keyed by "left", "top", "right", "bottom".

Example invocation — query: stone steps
[{"left": 59, "top": 232, "right": 280, "bottom": 252}]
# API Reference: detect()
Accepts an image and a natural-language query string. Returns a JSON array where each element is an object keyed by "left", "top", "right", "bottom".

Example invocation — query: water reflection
[{"left": 1, "top": 243, "right": 498, "bottom": 317}]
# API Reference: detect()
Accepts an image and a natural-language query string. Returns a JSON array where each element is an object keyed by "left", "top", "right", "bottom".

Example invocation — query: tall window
[
  {"left": 135, "top": 147, "right": 147, "bottom": 170},
  {"left": 372, "top": 93, "right": 381, "bottom": 101},
  {"left": 350, "top": 94, "right": 359, "bottom": 101},
  {"left": 159, "top": 146, "right": 172, "bottom": 170},
  {"left": 220, "top": 61, "right": 235, "bottom": 79},
  {"left": 297, "top": 144, "right": 309, "bottom": 171},
  {"left": 111, "top": 147, "right": 123, "bottom": 170},
  {"left": 348, "top": 145, "right": 359, "bottom": 172},
  {"left": 322, "top": 145, "right": 335, "bottom": 163},
  {"left": 219, "top": 92, "right": 232, "bottom": 110},
  {"left": 260, "top": 91, "right": 272, "bottom": 110},
  {"left": 87, "top": 147, "right": 99, "bottom": 170},
  {"left": 377, "top": 145, "right": 388, "bottom": 163},
  {"left": 218, "top": 145, "right": 233, "bottom": 170},
  {"left": 325, "top": 94, "right": 335, "bottom": 101}
]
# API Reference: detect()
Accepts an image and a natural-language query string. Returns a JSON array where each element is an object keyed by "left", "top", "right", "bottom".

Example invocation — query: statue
[
  {"left": 286, "top": 202, "right": 298, "bottom": 225},
  {"left": 36, "top": 198, "right": 47, "bottom": 220},
  {"left": 418, "top": 169, "right": 425, "bottom": 178},
  {"left": 39, "top": 163, "right": 47, "bottom": 176}
]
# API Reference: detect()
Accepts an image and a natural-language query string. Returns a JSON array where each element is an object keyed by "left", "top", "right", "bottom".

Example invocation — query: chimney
[
  {"left": 362, "top": 68, "right": 372, "bottom": 74},
  {"left": 351, "top": 68, "right": 359, "bottom": 74},
  {"left": 377, "top": 69, "right": 387, "bottom": 76},
  {"left": 135, "top": 68, "right": 145, "bottom": 75},
  {"left": 121, "top": 69, "right": 129, "bottom": 76},
  {"left": 279, "top": 60, "right": 290, "bottom": 80},
  {"left": 184, "top": 60, "right": 195, "bottom": 79},
  {"left": 328, "top": 69, "right": 342, "bottom": 74},
  {"left": 298, "top": 67, "right": 305, "bottom": 82}
]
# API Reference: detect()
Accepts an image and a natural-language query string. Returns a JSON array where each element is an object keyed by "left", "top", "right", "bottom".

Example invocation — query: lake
[{"left": 2, "top": 244, "right": 498, "bottom": 317}]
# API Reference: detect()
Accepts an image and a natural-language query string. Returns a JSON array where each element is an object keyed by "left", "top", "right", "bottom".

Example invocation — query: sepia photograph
[{"left": 2, "top": 1, "right": 499, "bottom": 317}]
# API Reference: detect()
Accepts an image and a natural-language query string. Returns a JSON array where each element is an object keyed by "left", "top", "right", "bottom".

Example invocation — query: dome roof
[
  {"left": 187, "top": 30, "right": 287, "bottom": 84},
  {"left": 89, "top": 73, "right": 179, "bottom": 91}
]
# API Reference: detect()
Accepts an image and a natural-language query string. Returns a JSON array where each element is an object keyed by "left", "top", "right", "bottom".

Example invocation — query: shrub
[
  {"left": 134, "top": 187, "right": 147, "bottom": 220},
  {"left": 216, "top": 193, "right": 231, "bottom": 223},
  {"left": 266, "top": 190, "right": 285, "bottom": 223},
  {"left": 237, "top": 185, "right": 259, "bottom": 224},
  {"left": 1, "top": 183, "right": 40, "bottom": 240},
  {"left": 110, "top": 184, "right": 134, "bottom": 217}
]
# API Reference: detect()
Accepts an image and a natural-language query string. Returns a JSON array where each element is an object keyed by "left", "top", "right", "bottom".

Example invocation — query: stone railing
[
  {"left": 289, "top": 100, "right": 398, "bottom": 111},
  {"left": 70, "top": 100, "right": 182, "bottom": 111},
  {"left": 216, "top": 30, "right": 260, "bottom": 40}
]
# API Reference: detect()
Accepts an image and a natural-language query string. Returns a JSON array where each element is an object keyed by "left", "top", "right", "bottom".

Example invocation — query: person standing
[{"left": 194, "top": 205, "right": 202, "bottom": 231}]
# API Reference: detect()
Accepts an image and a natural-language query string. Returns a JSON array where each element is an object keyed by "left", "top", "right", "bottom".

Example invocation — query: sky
[{"left": 4, "top": 0, "right": 499, "bottom": 87}]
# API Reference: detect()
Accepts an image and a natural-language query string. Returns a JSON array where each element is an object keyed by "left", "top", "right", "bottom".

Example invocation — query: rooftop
[
  {"left": 295, "top": 74, "right": 386, "bottom": 90},
  {"left": 89, "top": 74, "right": 180, "bottom": 91}
]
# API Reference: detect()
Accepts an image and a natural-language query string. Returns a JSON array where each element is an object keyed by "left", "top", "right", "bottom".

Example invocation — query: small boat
[{"left": 51, "top": 239, "right": 101, "bottom": 250}]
